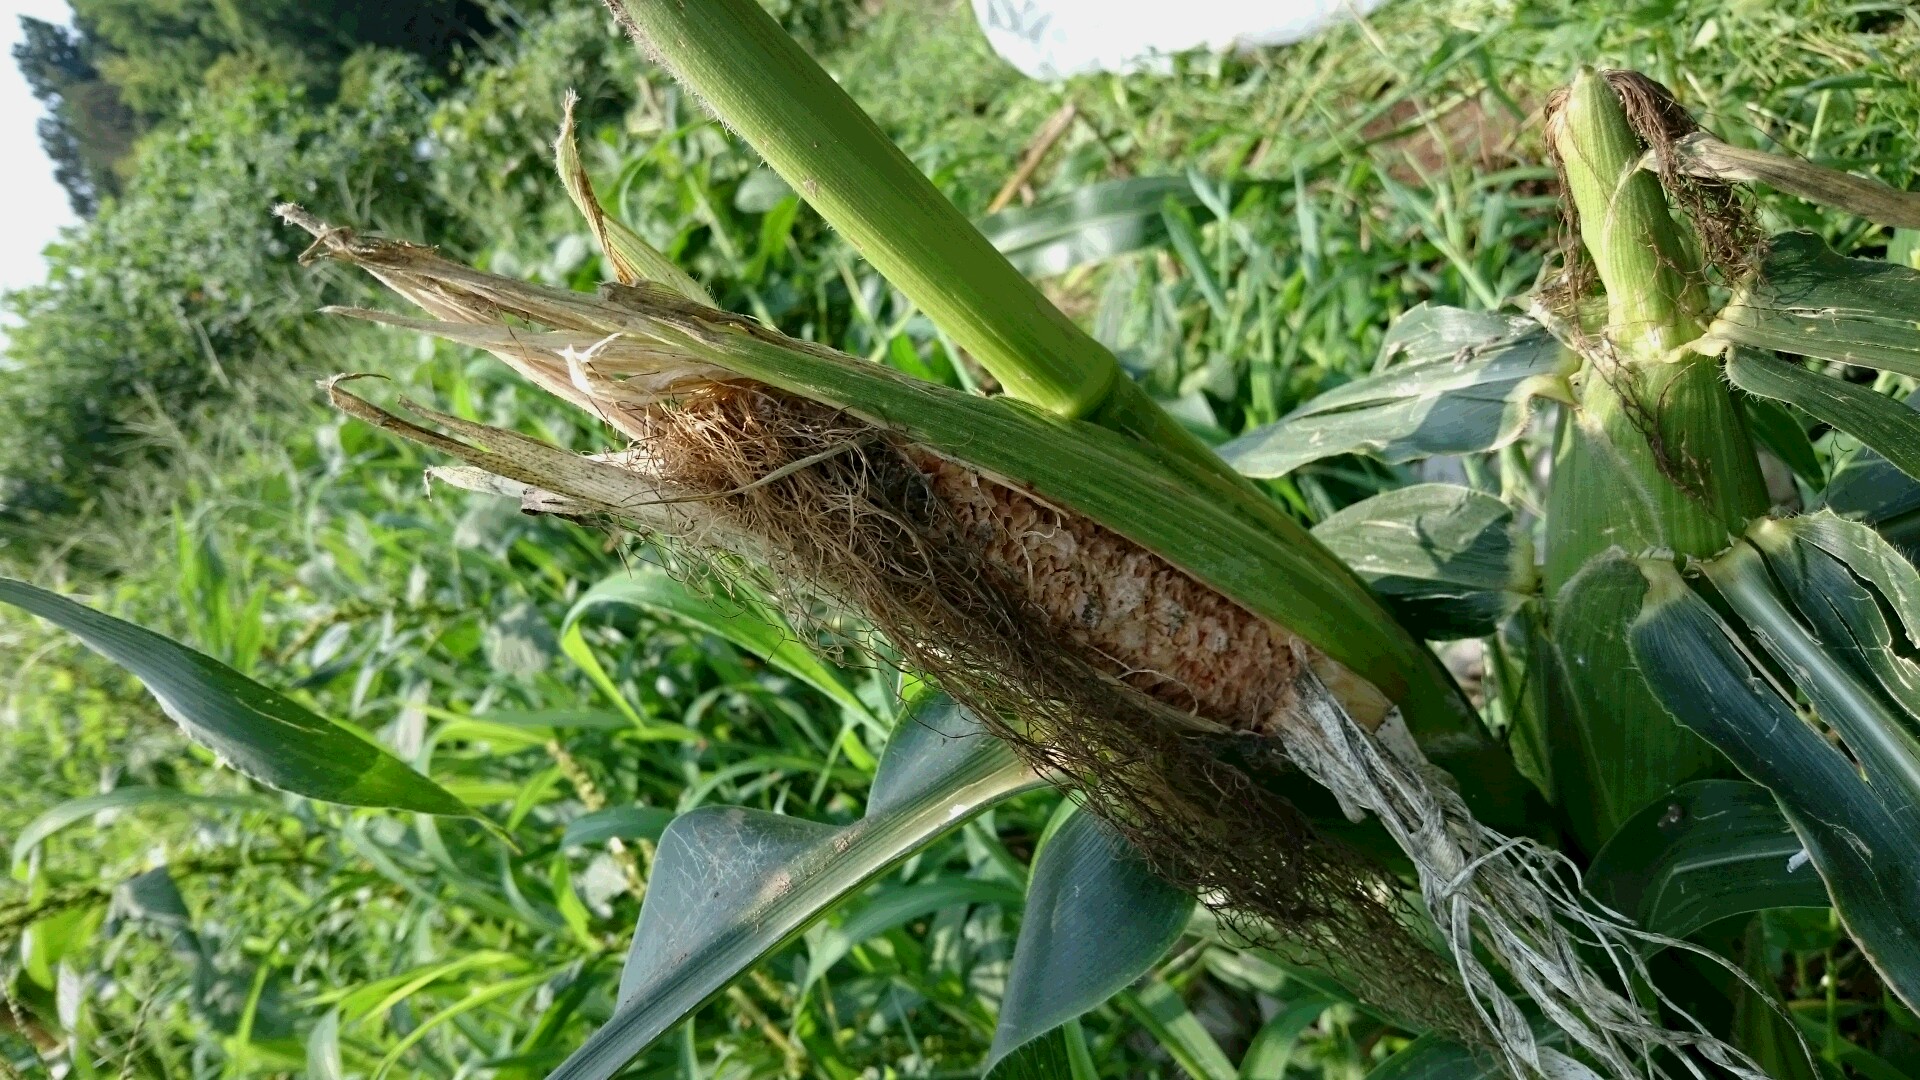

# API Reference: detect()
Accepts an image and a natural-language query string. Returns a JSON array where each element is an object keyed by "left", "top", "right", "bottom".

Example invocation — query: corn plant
[{"left": 8, "top": 2, "right": 1920, "bottom": 1078}]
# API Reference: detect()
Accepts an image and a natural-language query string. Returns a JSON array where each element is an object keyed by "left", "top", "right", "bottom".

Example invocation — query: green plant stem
[
  {"left": 606, "top": 0, "right": 1117, "bottom": 418},
  {"left": 1538, "top": 69, "right": 1770, "bottom": 848}
]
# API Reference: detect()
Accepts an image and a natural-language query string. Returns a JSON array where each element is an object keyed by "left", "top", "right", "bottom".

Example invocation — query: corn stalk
[{"left": 1537, "top": 70, "right": 1770, "bottom": 849}]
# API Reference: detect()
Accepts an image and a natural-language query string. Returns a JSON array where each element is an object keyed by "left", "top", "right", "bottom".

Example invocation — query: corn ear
[{"left": 1550, "top": 68, "right": 1704, "bottom": 355}]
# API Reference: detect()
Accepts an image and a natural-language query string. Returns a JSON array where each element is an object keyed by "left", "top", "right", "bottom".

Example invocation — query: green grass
[{"left": 3, "top": 0, "right": 1918, "bottom": 1076}]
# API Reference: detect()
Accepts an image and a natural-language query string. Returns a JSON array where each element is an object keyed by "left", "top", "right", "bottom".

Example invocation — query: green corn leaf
[
  {"left": 1310, "top": 484, "right": 1536, "bottom": 640},
  {"left": 1727, "top": 351, "right": 1920, "bottom": 484},
  {"left": 977, "top": 176, "right": 1209, "bottom": 278},
  {"left": 1587, "top": 780, "right": 1830, "bottom": 943},
  {"left": 1218, "top": 304, "right": 1576, "bottom": 478},
  {"left": 0, "top": 578, "right": 470, "bottom": 818},
  {"left": 1543, "top": 555, "right": 1723, "bottom": 852},
  {"left": 562, "top": 566, "right": 875, "bottom": 725},
  {"left": 12, "top": 787, "right": 288, "bottom": 874},
  {"left": 547, "top": 698, "right": 1043, "bottom": 1080},
  {"left": 1630, "top": 529, "right": 1920, "bottom": 1010},
  {"left": 984, "top": 808, "right": 1193, "bottom": 1075},
  {"left": 561, "top": 807, "right": 676, "bottom": 849},
  {"left": 1708, "top": 232, "right": 1920, "bottom": 377}
]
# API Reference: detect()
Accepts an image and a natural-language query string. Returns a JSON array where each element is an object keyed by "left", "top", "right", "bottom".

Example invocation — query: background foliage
[{"left": 3, "top": 0, "right": 1918, "bottom": 1076}]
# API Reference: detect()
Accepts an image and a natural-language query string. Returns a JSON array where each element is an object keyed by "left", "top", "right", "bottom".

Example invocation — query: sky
[{"left": 0, "top": 0, "right": 76, "bottom": 296}]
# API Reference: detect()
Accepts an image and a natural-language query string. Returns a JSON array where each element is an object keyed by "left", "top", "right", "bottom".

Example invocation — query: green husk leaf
[
  {"left": 1550, "top": 68, "right": 1704, "bottom": 357},
  {"left": 1727, "top": 350, "right": 1920, "bottom": 485},
  {"left": 1707, "top": 233, "right": 1920, "bottom": 376},
  {"left": 1218, "top": 304, "right": 1575, "bottom": 478}
]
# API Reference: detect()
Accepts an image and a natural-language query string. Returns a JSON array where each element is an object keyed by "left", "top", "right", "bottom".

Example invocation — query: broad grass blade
[
  {"left": 563, "top": 566, "right": 875, "bottom": 725},
  {"left": 1121, "top": 977, "right": 1237, "bottom": 1080},
  {"left": 978, "top": 176, "right": 1210, "bottom": 278},
  {"left": 12, "top": 787, "right": 285, "bottom": 874}
]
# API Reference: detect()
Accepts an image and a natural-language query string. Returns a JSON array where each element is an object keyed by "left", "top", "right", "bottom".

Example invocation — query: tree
[
  {"left": 13, "top": 16, "right": 136, "bottom": 215},
  {"left": 13, "top": 2, "right": 501, "bottom": 215}
]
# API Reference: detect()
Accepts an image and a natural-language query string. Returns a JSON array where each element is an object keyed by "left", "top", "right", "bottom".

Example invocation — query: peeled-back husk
[{"left": 282, "top": 206, "right": 1782, "bottom": 1080}]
